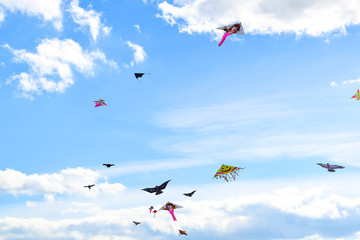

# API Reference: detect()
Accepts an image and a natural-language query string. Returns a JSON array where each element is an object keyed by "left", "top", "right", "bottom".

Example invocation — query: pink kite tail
[
  {"left": 149, "top": 209, "right": 152, "bottom": 214},
  {"left": 168, "top": 209, "right": 177, "bottom": 221},
  {"left": 218, "top": 32, "right": 232, "bottom": 47}
]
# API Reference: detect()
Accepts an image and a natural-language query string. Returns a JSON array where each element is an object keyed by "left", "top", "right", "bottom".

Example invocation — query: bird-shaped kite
[
  {"left": 183, "top": 190, "right": 196, "bottom": 197},
  {"left": 94, "top": 99, "right": 107, "bottom": 107},
  {"left": 149, "top": 206, "right": 154, "bottom": 213},
  {"left": 84, "top": 184, "right": 95, "bottom": 190},
  {"left": 214, "top": 164, "right": 245, "bottom": 182},
  {"left": 159, "top": 202, "right": 183, "bottom": 221},
  {"left": 134, "top": 73, "right": 151, "bottom": 82},
  {"left": 142, "top": 180, "right": 171, "bottom": 195},
  {"left": 103, "top": 163, "right": 115, "bottom": 168},
  {"left": 133, "top": 221, "right": 141, "bottom": 226},
  {"left": 351, "top": 89, "right": 360, "bottom": 100},
  {"left": 179, "top": 230, "right": 188, "bottom": 236},
  {"left": 317, "top": 163, "right": 345, "bottom": 172},
  {"left": 217, "top": 22, "right": 244, "bottom": 47}
]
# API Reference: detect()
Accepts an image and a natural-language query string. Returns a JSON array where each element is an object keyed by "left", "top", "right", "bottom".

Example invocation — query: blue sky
[{"left": 1, "top": 0, "right": 360, "bottom": 239}]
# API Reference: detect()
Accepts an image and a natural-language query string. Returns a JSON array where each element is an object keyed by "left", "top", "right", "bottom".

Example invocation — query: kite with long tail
[
  {"left": 217, "top": 22, "right": 244, "bottom": 47},
  {"left": 159, "top": 202, "right": 183, "bottom": 221}
]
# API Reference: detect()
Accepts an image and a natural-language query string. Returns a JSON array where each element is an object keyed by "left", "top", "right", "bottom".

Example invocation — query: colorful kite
[
  {"left": 142, "top": 180, "right": 171, "bottom": 195},
  {"left": 351, "top": 89, "right": 360, "bottom": 100},
  {"left": 214, "top": 164, "right": 244, "bottom": 182},
  {"left": 183, "top": 190, "right": 196, "bottom": 197},
  {"left": 134, "top": 73, "right": 151, "bottom": 82},
  {"left": 159, "top": 202, "right": 183, "bottom": 221},
  {"left": 317, "top": 163, "right": 345, "bottom": 172},
  {"left": 217, "top": 22, "right": 244, "bottom": 47},
  {"left": 153, "top": 210, "right": 157, "bottom": 218},
  {"left": 149, "top": 206, "right": 154, "bottom": 213},
  {"left": 94, "top": 99, "right": 107, "bottom": 107},
  {"left": 179, "top": 230, "right": 188, "bottom": 236}
]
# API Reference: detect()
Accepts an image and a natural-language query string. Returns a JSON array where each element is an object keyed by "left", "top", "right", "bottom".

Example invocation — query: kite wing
[
  {"left": 142, "top": 187, "right": 157, "bottom": 193},
  {"left": 214, "top": 164, "right": 244, "bottom": 181},
  {"left": 329, "top": 164, "right": 345, "bottom": 169},
  {"left": 158, "top": 180, "right": 171, "bottom": 191},
  {"left": 316, "top": 163, "right": 328, "bottom": 169}
]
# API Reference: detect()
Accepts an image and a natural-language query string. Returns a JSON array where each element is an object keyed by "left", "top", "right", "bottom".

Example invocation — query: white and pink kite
[{"left": 159, "top": 202, "right": 183, "bottom": 221}]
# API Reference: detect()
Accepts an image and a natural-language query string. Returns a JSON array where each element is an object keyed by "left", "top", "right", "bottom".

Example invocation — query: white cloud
[
  {"left": 4, "top": 38, "right": 116, "bottom": 98},
  {"left": 134, "top": 24, "right": 141, "bottom": 33},
  {"left": 69, "top": 0, "right": 111, "bottom": 42},
  {"left": 0, "top": 0, "right": 63, "bottom": 30},
  {"left": 343, "top": 78, "right": 360, "bottom": 85},
  {"left": 0, "top": 167, "right": 125, "bottom": 197},
  {"left": 330, "top": 81, "right": 338, "bottom": 87},
  {"left": 1, "top": 179, "right": 360, "bottom": 239},
  {"left": 125, "top": 41, "right": 147, "bottom": 67},
  {"left": 156, "top": 0, "right": 360, "bottom": 38},
  {"left": 0, "top": 7, "right": 4, "bottom": 23}
]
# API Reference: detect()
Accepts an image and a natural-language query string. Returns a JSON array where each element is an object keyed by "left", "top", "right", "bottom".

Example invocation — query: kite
[
  {"left": 217, "top": 22, "right": 244, "bottom": 47},
  {"left": 134, "top": 73, "right": 151, "bottom": 82},
  {"left": 153, "top": 210, "right": 157, "bottom": 218},
  {"left": 133, "top": 221, "right": 141, "bottom": 226},
  {"left": 317, "top": 163, "right": 345, "bottom": 172},
  {"left": 183, "top": 190, "right": 196, "bottom": 197},
  {"left": 179, "top": 230, "right": 188, "bottom": 236},
  {"left": 351, "top": 89, "right": 360, "bottom": 100},
  {"left": 213, "top": 164, "right": 245, "bottom": 182},
  {"left": 94, "top": 99, "right": 107, "bottom": 107},
  {"left": 159, "top": 202, "right": 183, "bottom": 221},
  {"left": 149, "top": 206, "right": 154, "bottom": 213},
  {"left": 84, "top": 184, "right": 95, "bottom": 189},
  {"left": 103, "top": 163, "right": 115, "bottom": 168},
  {"left": 142, "top": 180, "right": 171, "bottom": 195}
]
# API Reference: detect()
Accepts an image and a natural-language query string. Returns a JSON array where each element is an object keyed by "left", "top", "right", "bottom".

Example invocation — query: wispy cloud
[
  {"left": 343, "top": 78, "right": 360, "bottom": 85},
  {"left": 69, "top": 0, "right": 111, "bottom": 42},
  {"left": 156, "top": 0, "right": 360, "bottom": 38},
  {"left": 154, "top": 100, "right": 295, "bottom": 132},
  {"left": 153, "top": 99, "right": 360, "bottom": 166}
]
